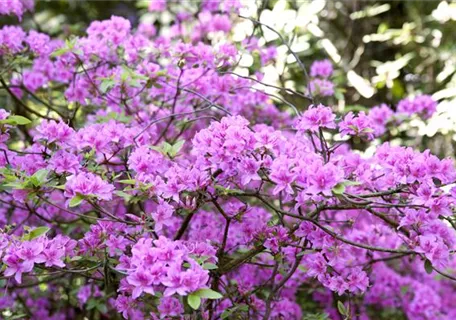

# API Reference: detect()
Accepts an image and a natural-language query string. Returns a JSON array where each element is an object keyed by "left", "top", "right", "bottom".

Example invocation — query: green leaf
[
  {"left": 238, "top": 305, "right": 249, "bottom": 312},
  {"left": 114, "top": 190, "right": 132, "bottom": 202},
  {"left": 333, "top": 89, "right": 345, "bottom": 101},
  {"left": 118, "top": 179, "right": 136, "bottom": 185},
  {"left": 193, "top": 288, "right": 223, "bottom": 299},
  {"left": 332, "top": 180, "right": 361, "bottom": 195},
  {"left": 86, "top": 299, "right": 97, "bottom": 310},
  {"left": 99, "top": 78, "right": 115, "bottom": 93},
  {"left": 69, "top": 194, "right": 84, "bottom": 207},
  {"left": 8, "top": 115, "right": 31, "bottom": 125},
  {"left": 221, "top": 304, "right": 249, "bottom": 319},
  {"left": 0, "top": 115, "right": 31, "bottom": 126},
  {"left": 96, "top": 303, "right": 108, "bottom": 314},
  {"left": 150, "top": 140, "right": 185, "bottom": 158},
  {"left": 28, "top": 226, "right": 50, "bottom": 240},
  {"left": 169, "top": 140, "right": 185, "bottom": 157},
  {"left": 203, "top": 262, "right": 218, "bottom": 270},
  {"left": 187, "top": 294, "right": 201, "bottom": 310},
  {"left": 70, "top": 255, "right": 83, "bottom": 262},
  {"left": 303, "top": 313, "right": 330, "bottom": 320},
  {"left": 332, "top": 183, "right": 345, "bottom": 195},
  {"left": 51, "top": 47, "right": 69, "bottom": 57},
  {"left": 337, "top": 301, "right": 347, "bottom": 317},
  {"left": 162, "top": 142, "right": 172, "bottom": 155},
  {"left": 221, "top": 310, "right": 232, "bottom": 319},
  {"left": 97, "top": 111, "right": 131, "bottom": 124},
  {"left": 341, "top": 180, "right": 362, "bottom": 187},
  {"left": 136, "top": 0, "right": 151, "bottom": 8},
  {"left": 3, "top": 181, "right": 26, "bottom": 189},
  {"left": 424, "top": 259, "right": 433, "bottom": 274},
  {"left": 51, "top": 37, "right": 80, "bottom": 57},
  {"left": 31, "top": 169, "right": 49, "bottom": 187},
  {"left": 215, "top": 185, "right": 244, "bottom": 196}
]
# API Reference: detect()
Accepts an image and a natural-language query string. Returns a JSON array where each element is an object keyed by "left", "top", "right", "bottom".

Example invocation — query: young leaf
[
  {"left": 187, "top": 294, "right": 201, "bottom": 310},
  {"left": 28, "top": 226, "right": 50, "bottom": 240},
  {"left": 215, "top": 185, "right": 244, "bottom": 196},
  {"left": 70, "top": 256, "right": 83, "bottom": 262},
  {"left": 337, "top": 301, "right": 347, "bottom": 317},
  {"left": 31, "top": 169, "right": 49, "bottom": 186},
  {"left": 341, "top": 180, "right": 362, "bottom": 187},
  {"left": 424, "top": 259, "right": 433, "bottom": 274},
  {"left": 51, "top": 47, "right": 70, "bottom": 57},
  {"left": 96, "top": 302, "right": 108, "bottom": 314},
  {"left": 8, "top": 115, "right": 32, "bottom": 125},
  {"left": 114, "top": 190, "right": 132, "bottom": 202},
  {"left": 162, "top": 142, "right": 172, "bottom": 155},
  {"left": 170, "top": 140, "right": 185, "bottom": 157},
  {"left": 221, "top": 304, "right": 249, "bottom": 319},
  {"left": 0, "top": 115, "right": 31, "bottom": 126},
  {"left": 332, "top": 183, "right": 345, "bottom": 195},
  {"left": 100, "top": 78, "right": 115, "bottom": 93},
  {"left": 202, "top": 262, "right": 218, "bottom": 270},
  {"left": 194, "top": 288, "right": 223, "bottom": 299},
  {"left": 221, "top": 310, "right": 232, "bottom": 319},
  {"left": 118, "top": 179, "right": 136, "bottom": 185},
  {"left": 69, "top": 194, "right": 84, "bottom": 207}
]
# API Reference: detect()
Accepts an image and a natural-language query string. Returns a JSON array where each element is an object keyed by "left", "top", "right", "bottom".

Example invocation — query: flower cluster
[
  {"left": 1, "top": 234, "right": 76, "bottom": 283},
  {"left": 0, "top": 1, "right": 453, "bottom": 320},
  {"left": 397, "top": 94, "right": 437, "bottom": 119},
  {"left": 0, "top": 0, "right": 34, "bottom": 20},
  {"left": 309, "top": 59, "right": 335, "bottom": 97},
  {"left": 118, "top": 237, "right": 214, "bottom": 300}
]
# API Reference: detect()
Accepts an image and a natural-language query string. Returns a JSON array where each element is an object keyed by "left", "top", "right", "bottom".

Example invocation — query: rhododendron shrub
[{"left": 0, "top": 1, "right": 455, "bottom": 320}]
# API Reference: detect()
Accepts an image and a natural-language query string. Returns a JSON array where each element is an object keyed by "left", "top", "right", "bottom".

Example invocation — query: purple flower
[
  {"left": 310, "top": 59, "right": 333, "bottom": 78},
  {"left": 115, "top": 295, "right": 135, "bottom": 319},
  {"left": 151, "top": 201, "right": 174, "bottom": 232},
  {"left": 309, "top": 79, "right": 335, "bottom": 97},
  {"left": 34, "top": 120, "right": 75, "bottom": 145},
  {"left": 397, "top": 95, "right": 437, "bottom": 119},
  {"left": 48, "top": 150, "right": 81, "bottom": 175},
  {"left": 368, "top": 104, "right": 394, "bottom": 136},
  {"left": 307, "top": 163, "right": 344, "bottom": 195},
  {"left": 340, "top": 111, "right": 375, "bottom": 140},
  {"left": 0, "top": 26, "right": 26, "bottom": 53},
  {"left": 3, "top": 253, "right": 34, "bottom": 283},
  {"left": 0, "top": 0, "right": 33, "bottom": 20},
  {"left": 106, "top": 235, "right": 129, "bottom": 257},
  {"left": 237, "top": 157, "right": 261, "bottom": 186},
  {"left": 157, "top": 297, "right": 184, "bottom": 318},
  {"left": 36, "top": 243, "right": 66, "bottom": 268},
  {"left": 328, "top": 275, "right": 349, "bottom": 295},
  {"left": 127, "top": 267, "right": 156, "bottom": 299},
  {"left": 295, "top": 104, "right": 336, "bottom": 133},
  {"left": 270, "top": 157, "right": 296, "bottom": 195},
  {"left": 148, "top": 0, "right": 166, "bottom": 12},
  {"left": 17, "top": 241, "right": 44, "bottom": 264},
  {"left": 26, "top": 30, "right": 51, "bottom": 55},
  {"left": 64, "top": 172, "right": 115, "bottom": 202},
  {"left": 346, "top": 268, "right": 369, "bottom": 293}
]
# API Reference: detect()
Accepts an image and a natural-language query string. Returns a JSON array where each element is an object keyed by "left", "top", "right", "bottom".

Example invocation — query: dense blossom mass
[{"left": 0, "top": 1, "right": 455, "bottom": 320}]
